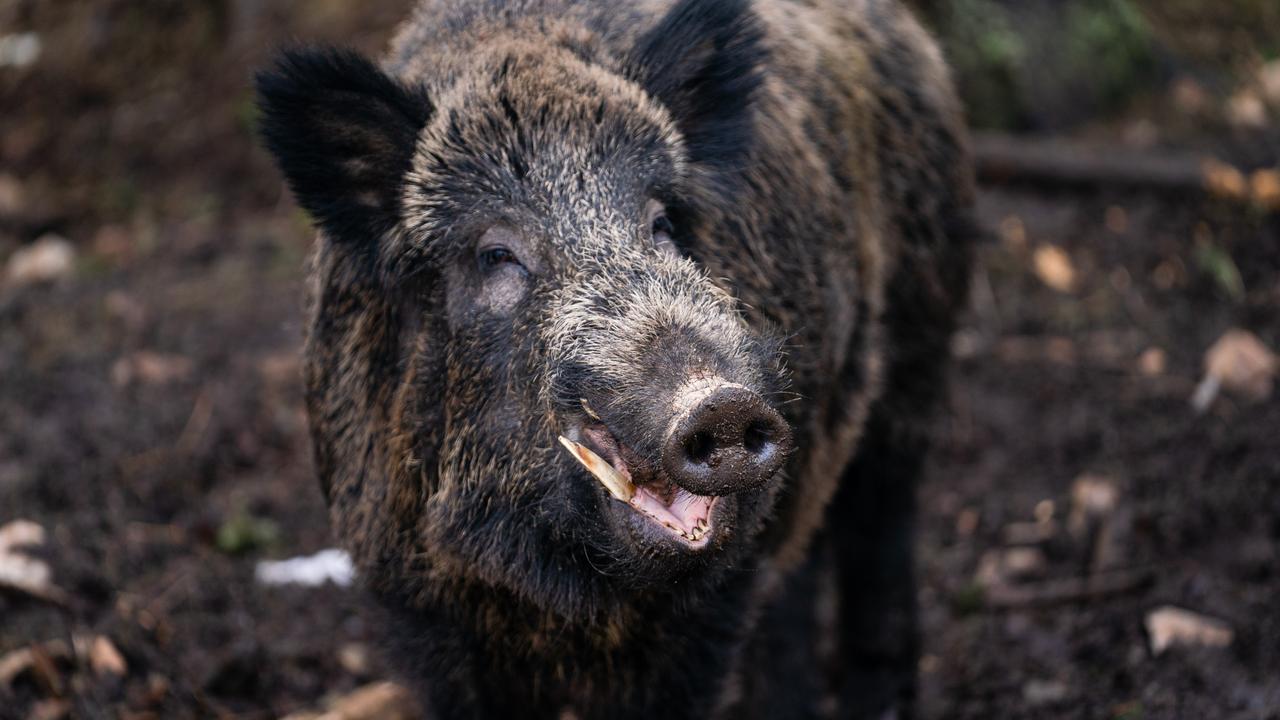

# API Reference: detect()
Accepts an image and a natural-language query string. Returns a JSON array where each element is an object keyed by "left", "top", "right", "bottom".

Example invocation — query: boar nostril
[
  {"left": 742, "top": 421, "right": 771, "bottom": 454},
  {"left": 686, "top": 431, "right": 715, "bottom": 465},
  {"left": 663, "top": 385, "right": 794, "bottom": 496}
]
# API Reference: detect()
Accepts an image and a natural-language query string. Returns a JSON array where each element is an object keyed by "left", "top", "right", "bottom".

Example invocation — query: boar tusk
[{"left": 558, "top": 436, "right": 635, "bottom": 502}]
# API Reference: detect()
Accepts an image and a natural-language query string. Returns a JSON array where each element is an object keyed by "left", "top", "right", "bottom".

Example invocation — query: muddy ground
[{"left": 2, "top": 2, "right": 1278, "bottom": 719}]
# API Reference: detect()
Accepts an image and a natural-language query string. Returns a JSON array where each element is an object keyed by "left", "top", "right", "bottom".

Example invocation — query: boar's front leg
[{"left": 829, "top": 407, "right": 924, "bottom": 720}]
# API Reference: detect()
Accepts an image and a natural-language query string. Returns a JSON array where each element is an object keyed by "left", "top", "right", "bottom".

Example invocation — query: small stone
[
  {"left": 5, "top": 234, "right": 75, "bottom": 287},
  {"left": 1145, "top": 606, "right": 1233, "bottom": 656}
]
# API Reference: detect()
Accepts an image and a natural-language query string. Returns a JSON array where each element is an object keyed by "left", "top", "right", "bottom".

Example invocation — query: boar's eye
[
  {"left": 478, "top": 246, "right": 520, "bottom": 272},
  {"left": 651, "top": 214, "right": 675, "bottom": 243},
  {"left": 647, "top": 200, "right": 679, "bottom": 256}
]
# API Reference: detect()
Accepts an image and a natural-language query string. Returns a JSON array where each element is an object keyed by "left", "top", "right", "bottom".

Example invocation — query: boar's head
[{"left": 256, "top": 0, "right": 793, "bottom": 619}]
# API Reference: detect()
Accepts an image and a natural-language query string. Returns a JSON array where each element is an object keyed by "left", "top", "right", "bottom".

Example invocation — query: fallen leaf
[
  {"left": 1192, "top": 329, "right": 1278, "bottom": 411},
  {"left": 88, "top": 636, "right": 127, "bottom": 677},
  {"left": 0, "top": 642, "right": 68, "bottom": 690},
  {"left": 282, "top": 681, "right": 419, "bottom": 720},
  {"left": 1145, "top": 606, "right": 1233, "bottom": 656},
  {"left": 0, "top": 635, "right": 126, "bottom": 691},
  {"left": 1032, "top": 245, "right": 1076, "bottom": 293},
  {"left": 1202, "top": 159, "right": 1249, "bottom": 200},
  {"left": 0, "top": 519, "right": 45, "bottom": 552},
  {"left": 5, "top": 234, "right": 75, "bottom": 287},
  {"left": 0, "top": 646, "right": 38, "bottom": 687},
  {"left": 1251, "top": 169, "right": 1280, "bottom": 210},
  {"left": 0, "top": 519, "right": 68, "bottom": 605}
]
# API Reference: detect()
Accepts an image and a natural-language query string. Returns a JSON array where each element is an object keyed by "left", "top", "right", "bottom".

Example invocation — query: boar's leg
[
  {"left": 374, "top": 599, "right": 506, "bottom": 720},
  {"left": 727, "top": 541, "right": 833, "bottom": 719},
  {"left": 829, "top": 216, "right": 972, "bottom": 718},
  {"left": 829, "top": 407, "right": 926, "bottom": 719}
]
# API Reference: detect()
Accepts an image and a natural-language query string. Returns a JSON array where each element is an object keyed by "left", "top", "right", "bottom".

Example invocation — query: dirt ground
[{"left": 2, "top": 2, "right": 1278, "bottom": 719}]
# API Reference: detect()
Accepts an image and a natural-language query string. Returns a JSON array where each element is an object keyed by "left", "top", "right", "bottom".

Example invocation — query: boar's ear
[
  {"left": 256, "top": 48, "right": 432, "bottom": 249},
  {"left": 625, "top": 0, "right": 766, "bottom": 170}
]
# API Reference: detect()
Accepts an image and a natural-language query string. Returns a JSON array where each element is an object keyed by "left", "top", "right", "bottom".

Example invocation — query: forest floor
[{"left": 2, "top": 2, "right": 1278, "bottom": 719}]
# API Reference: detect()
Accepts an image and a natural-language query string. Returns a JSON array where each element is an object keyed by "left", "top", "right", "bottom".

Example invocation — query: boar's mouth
[{"left": 559, "top": 424, "right": 715, "bottom": 548}]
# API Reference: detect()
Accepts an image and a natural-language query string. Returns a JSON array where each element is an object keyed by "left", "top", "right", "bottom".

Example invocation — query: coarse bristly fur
[{"left": 256, "top": 0, "right": 974, "bottom": 717}]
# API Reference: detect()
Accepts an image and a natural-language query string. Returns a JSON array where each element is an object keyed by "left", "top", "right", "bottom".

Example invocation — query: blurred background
[{"left": 1, "top": 1, "right": 1277, "bottom": 718}]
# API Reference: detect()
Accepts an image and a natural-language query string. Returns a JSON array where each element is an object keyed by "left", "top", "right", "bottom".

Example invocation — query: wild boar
[{"left": 256, "top": 0, "right": 972, "bottom": 717}]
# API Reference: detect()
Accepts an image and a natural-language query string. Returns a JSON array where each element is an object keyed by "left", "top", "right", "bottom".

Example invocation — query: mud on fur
[{"left": 256, "top": 0, "right": 974, "bottom": 717}]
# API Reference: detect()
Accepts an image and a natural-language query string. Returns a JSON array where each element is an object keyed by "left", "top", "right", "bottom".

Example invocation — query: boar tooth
[{"left": 558, "top": 436, "right": 635, "bottom": 502}]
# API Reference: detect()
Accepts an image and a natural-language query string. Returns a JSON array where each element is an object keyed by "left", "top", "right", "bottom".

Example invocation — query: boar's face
[{"left": 257, "top": 0, "right": 791, "bottom": 614}]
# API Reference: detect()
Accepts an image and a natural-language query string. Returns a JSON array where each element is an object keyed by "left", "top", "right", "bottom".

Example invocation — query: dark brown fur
[{"left": 257, "top": 0, "right": 972, "bottom": 717}]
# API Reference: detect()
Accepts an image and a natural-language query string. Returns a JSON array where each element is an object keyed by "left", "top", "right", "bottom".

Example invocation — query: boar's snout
[{"left": 662, "top": 381, "right": 793, "bottom": 496}]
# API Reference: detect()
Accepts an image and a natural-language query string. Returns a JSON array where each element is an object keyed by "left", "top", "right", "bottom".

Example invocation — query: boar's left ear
[
  {"left": 256, "top": 48, "right": 433, "bottom": 250},
  {"left": 625, "top": 0, "right": 766, "bottom": 171}
]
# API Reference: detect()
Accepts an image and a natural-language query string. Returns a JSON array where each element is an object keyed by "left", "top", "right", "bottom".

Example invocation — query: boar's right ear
[
  {"left": 625, "top": 0, "right": 766, "bottom": 172},
  {"left": 255, "top": 48, "right": 432, "bottom": 249}
]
